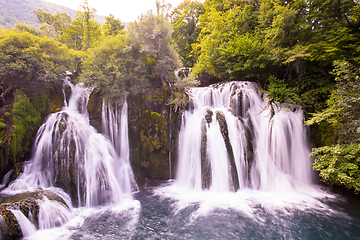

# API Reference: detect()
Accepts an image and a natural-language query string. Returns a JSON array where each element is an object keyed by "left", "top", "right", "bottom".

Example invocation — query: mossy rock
[
  {"left": 201, "top": 120, "right": 211, "bottom": 189},
  {"left": 0, "top": 189, "right": 70, "bottom": 239},
  {"left": 204, "top": 110, "right": 213, "bottom": 125},
  {"left": 216, "top": 111, "right": 239, "bottom": 191},
  {"left": 0, "top": 205, "right": 22, "bottom": 239}
]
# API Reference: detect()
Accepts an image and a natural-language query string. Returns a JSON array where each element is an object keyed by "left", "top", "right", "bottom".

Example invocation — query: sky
[{"left": 44, "top": 0, "right": 204, "bottom": 23}]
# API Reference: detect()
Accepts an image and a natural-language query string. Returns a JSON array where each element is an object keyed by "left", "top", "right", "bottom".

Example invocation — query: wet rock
[
  {"left": 204, "top": 110, "right": 213, "bottom": 125},
  {"left": 216, "top": 111, "right": 239, "bottom": 191},
  {"left": 0, "top": 205, "right": 22, "bottom": 239},
  {"left": 0, "top": 190, "right": 69, "bottom": 239},
  {"left": 201, "top": 120, "right": 211, "bottom": 189}
]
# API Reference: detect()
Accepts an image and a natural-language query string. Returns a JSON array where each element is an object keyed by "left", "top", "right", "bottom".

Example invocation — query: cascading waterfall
[
  {"left": 102, "top": 99, "right": 138, "bottom": 192},
  {"left": 3, "top": 78, "right": 137, "bottom": 235},
  {"left": 176, "top": 81, "right": 313, "bottom": 192},
  {"left": 8, "top": 208, "right": 37, "bottom": 237}
]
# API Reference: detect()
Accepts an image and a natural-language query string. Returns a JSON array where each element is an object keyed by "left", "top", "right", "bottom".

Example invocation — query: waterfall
[
  {"left": 37, "top": 196, "right": 73, "bottom": 229},
  {"left": 176, "top": 81, "right": 313, "bottom": 192},
  {"left": 8, "top": 208, "right": 36, "bottom": 237},
  {"left": 0, "top": 170, "right": 13, "bottom": 188},
  {"left": 5, "top": 79, "right": 136, "bottom": 208},
  {"left": 102, "top": 99, "right": 139, "bottom": 192}
]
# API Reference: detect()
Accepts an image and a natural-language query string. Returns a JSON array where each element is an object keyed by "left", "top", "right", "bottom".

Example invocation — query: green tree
[
  {"left": 34, "top": 9, "right": 71, "bottom": 39},
  {"left": 0, "top": 31, "right": 76, "bottom": 97},
  {"left": 307, "top": 60, "right": 360, "bottom": 144},
  {"left": 171, "top": 0, "right": 205, "bottom": 67},
  {"left": 192, "top": 0, "right": 262, "bottom": 82},
  {"left": 80, "top": 35, "right": 150, "bottom": 104},
  {"left": 60, "top": 0, "right": 101, "bottom": 51},
  {"left": 103, "top": 14, "right": 125, "bottom": 36},
  {"left": 14, "top": 22, "right": 45, "bottom": 37},
  {"left": 127, "top": 0, "right": 181, "bottom": 87},
  {"left": 307, "top": 60, "right": 360, "bottom": 192}
]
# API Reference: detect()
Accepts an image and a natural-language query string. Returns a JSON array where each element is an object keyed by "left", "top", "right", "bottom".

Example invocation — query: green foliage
[
  {"left": 103, "top": 14, "right": 125, "bottom": 36},
  {"left": 34, "top": 9, "right": 71, "bottom": 39},
  {"left": 170, "top": 71, "right": 200, "bottom": 112},
  {"left": 171, "top": 0, "right": 205, "bottom": 67},
  {"left": 192, "top": 0, "right": 262, "bottom": 81},
  {"left": 265, "top": 75, "right": 297, "bottom": 104},
  {"left": 12, "top": 89, "right": 47, "bottom": 158},
  {"left": 4, "top": 112, "right": 10, "bottom": 118},
  {"left": 14, "top": 22, "right": 45, "bottom": 37},
  {"left": 0, "top": 122, "right": 5, "bottom": 129},
  {"left": 127, "top": 2, "right": 181, "bottom": 87},
  {"left": 307, "top": 61, "right": 360, "bottom": 193},
  {"left": 306, "top": 61, "right": 360, "bottom": 144},
  {"left": 311, "top": 144, "right": 360, "bottom": 193},
  {"left": 189, "top": 0, "right": 360, "bottom": 111},
  {"left": 0, "top": 31, "right": 76, "bottom": 97},
  {"left": 59, "top": 0, "right": 102, "bottom": 51},
  {"left": 81, "top": 35, "right": 150, "bottom": 104}
]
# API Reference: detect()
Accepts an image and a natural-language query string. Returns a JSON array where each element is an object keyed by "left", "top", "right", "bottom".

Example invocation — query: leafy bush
[
  {"left": 11, "top": 90, "right": 46, "bottom": 157},
  {"left": 307, "top": 61, "right": 360, "bottom": 193},
  {"left": 311, "top": 144, "right": 360, "bottom": 192},
  {"left": 0, "top": 31, "right": 75, "bottom": 97}
]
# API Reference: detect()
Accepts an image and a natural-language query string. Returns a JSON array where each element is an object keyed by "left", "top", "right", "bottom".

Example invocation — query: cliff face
[
  {"left": 0, "top": 89, "right": 63, "bottom": 181},
  {"left": 128, "top": 88, "right": 181, "bottom": 188}
]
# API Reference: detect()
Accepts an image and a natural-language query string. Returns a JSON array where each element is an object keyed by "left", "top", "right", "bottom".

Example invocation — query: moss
[
  {"left": 11, "top": 90, "right": 45, "bottom": 163},
  {"left": 216, "top": 111, "right": 239, "bottom": 191},
  {"left": 127, "top": 88, "right": 176, "bottom": 183}
]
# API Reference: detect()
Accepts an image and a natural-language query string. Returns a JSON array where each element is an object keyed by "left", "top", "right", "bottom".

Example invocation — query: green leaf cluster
[
  {"left": 0, "top": 31, "right": 76, "bottom": 97},
  {"left": 81, "top": 35, "right": 151, "bottom": 105},
  {"left": 11, "top": 89, "right": 48, "bottom": 158},
  {"left": 127, "top": 4, "right": 181, "bottom": 87},
  {"left": 307, "top": 61, "right": 360, "bottom": 144},
  {"left": 187, "top": 0, "right": 360, "bottom": 112},
  {"left": 311, "top": 144, "right": 360, "bottom": 192},
  {"left": 171, "top": 0, "right": 205, "bottom": 67},
  {"left": 307, "top": 61, "right": 360, "bottom": 192},
  {"left": 59, "top": 1, "right": 102, "bottom": 51}
]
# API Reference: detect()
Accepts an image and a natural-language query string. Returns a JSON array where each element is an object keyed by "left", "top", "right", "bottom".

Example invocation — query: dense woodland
[{"left": 0, "top": 0, "right": 360, "bottom": 193}]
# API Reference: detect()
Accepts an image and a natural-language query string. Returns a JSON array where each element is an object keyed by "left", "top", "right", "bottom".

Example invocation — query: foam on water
[{"left": 154, "top": 183, "right": 339, "bottom": 225}]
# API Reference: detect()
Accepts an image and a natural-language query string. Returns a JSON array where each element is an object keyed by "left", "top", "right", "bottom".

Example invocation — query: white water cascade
[
  {"left": 8, "top": 208, "right": 37, "bottom": 237},
  {"left": 176, "top": 81, "right": 313, "bottom": 192},
  {"left": 5, "top": 79, "right": 136, "bottom": 208},
  {"left": 102, "top": 99, "right": 138, "bottom": 192}
]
